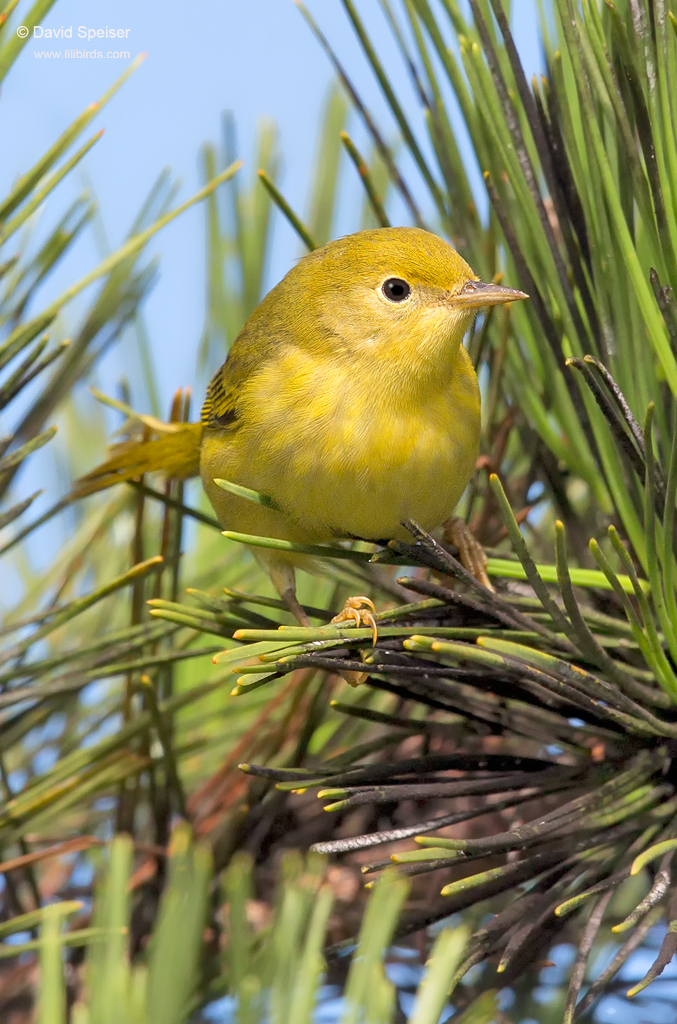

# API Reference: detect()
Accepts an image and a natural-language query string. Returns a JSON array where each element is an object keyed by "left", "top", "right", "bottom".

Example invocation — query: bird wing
[
  {"left": 201, "top": 358, "right": 240, "bottom": 428},
  {"left": 200, "top": 322, "right": 281, "bottom": 430}
]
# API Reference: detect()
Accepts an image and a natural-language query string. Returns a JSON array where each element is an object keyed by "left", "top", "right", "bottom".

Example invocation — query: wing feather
[{"left": 201, "top": 314, "right": 283, "bottom": 429}]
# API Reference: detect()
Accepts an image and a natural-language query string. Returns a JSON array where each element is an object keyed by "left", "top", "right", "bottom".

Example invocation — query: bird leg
[
  {"left": 281, "top": 587, "right": 311, "bottom": 627},
  {"left": 279, "top": 573, "right": 372, "bottom": 684},
  {"left": 443, "top": 517, "right": 494, "bottom": 591},
  {"left": 268, "top": 560, "right": 312, "bottom": 626},
  {"left": 270, "top": 559, "right": 374, "bottom": 685}
]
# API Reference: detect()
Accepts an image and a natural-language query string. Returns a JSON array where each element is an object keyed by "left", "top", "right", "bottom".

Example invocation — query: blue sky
[{"left": 1, "top": 0, "right": 544, "bottom": 410}]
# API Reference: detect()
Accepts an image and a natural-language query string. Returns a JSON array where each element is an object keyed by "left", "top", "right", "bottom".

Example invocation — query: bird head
[{"left": 281, "top": 227, "right": 527, "bottom": 377}]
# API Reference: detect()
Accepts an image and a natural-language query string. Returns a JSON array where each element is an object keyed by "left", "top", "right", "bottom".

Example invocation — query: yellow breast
[{"left": 200, "top": 343, "right": 480, "bottom": 545}]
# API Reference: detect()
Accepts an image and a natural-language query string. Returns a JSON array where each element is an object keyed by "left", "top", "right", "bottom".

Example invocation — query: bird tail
[{"left": 72, "top": 421, "right": 203, "bottom": 499}]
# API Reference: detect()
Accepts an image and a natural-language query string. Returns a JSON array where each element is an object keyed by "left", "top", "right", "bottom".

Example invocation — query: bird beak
[{"left": 449, "top": 280, "right": 529, "bottom": 309}]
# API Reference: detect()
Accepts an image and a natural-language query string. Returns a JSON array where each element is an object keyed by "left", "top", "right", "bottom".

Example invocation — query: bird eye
[{"left": 382, "top": 277, "right": 411, "bottom": 302}]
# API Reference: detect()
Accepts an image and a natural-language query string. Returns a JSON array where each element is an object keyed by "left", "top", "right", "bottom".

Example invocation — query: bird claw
[
  {"left": 340, "top": 667, "right": 370, "bottom": 687},
  {"left": 330, "top": 595, "right": 378, "bottom": 645}
]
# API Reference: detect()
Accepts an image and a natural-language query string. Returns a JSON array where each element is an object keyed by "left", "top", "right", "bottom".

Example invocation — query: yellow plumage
[
  {"left": 76, "top": 227, "right": 526, "bottom": 614},
  {"left": 73, "top": 423, "right": 203, "bottom": 497}
]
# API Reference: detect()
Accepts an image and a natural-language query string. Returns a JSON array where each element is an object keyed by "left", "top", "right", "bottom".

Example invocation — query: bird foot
[
  {"left": 330, "top": 596, "right": 377, "bottom": 686},
  {"left": 339, "top": 666, "right": 370, "bottom": 687},
  {"left": 443, "top": 517, "right": 494, "bottom": 592},
  {"left": 330, "top": 596, "right": 378, "bottom": 644}
]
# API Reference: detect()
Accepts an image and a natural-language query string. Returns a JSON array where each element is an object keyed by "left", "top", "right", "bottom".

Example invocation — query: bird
[{"left": 74, "top": 227, "right": 527, "bottom": 638}]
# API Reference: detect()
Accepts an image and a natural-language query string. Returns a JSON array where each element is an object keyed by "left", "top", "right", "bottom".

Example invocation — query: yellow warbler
[{"left": 76, "top": 227, "right": 526, "bottom": 624}]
